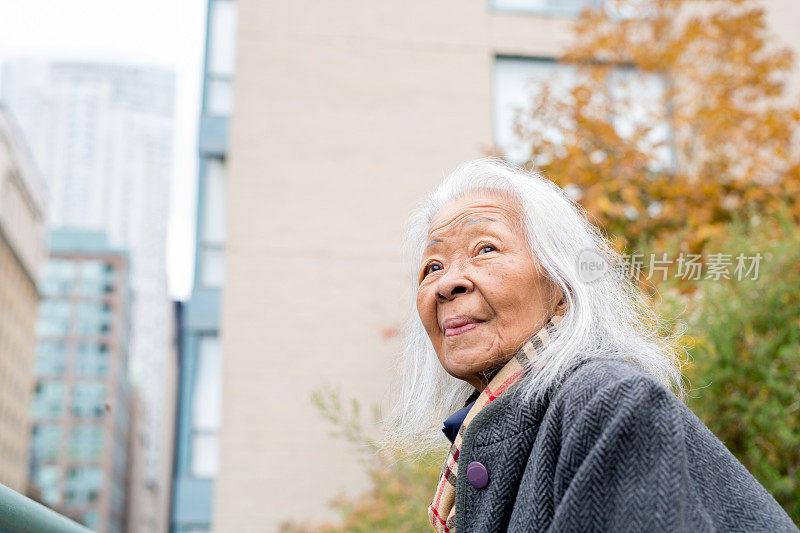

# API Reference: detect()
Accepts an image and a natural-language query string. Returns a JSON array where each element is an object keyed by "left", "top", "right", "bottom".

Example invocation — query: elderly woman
[{"left": 385, "top": 159, "right": 796, "bottom": 532}]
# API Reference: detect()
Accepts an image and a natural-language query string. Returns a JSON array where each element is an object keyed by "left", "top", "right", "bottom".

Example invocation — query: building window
[
  {"left": 206, "top": 78, "right": 234, "bottom": 117},
  {"left": 490, "top": 0, "right": 600, "bottom": 17},
  {"left": 72, "top": 383, "right": 107, "bottom": 417},
  {"left": 65, "top": 467, "right": 103, "bottom": 505},
  {"left": 31, "top": 424, "right": 62, "bottom": 462},
  {"left": 493, "top": 57, "right": 576, "bottom": 163},
  {"left": 35, "top": 342, "right": 68, "bottom": 376},
  {"left": 202, "top": 158, "right": 226, "bottom": 244},
  {"left": 200, "top": 158, "right": 226, "bottom": 287},
  {"left": 75, "top": 343, "right": 109, "bottom": 376},
  {"left": 37, "top": 300, "right": 72, "bottom": 337},
  {"left": 191, "top": 335, "right": 221, "bottom": 478},
  {"left": 201, "top": 247, "right": 225, "bottom": 287},
  {"left": 33, "top": 464, "right": 62, "bottom": 505},
  {"left": 205, "top": 0, "right": 237, "bottom": 116},
  {"left": 208, "top": 0, "right": 237, "bottom": 77},
  {"left": 33, "top": 382, "right": 66, "bottom": 418},
  {"left": 191, "top": 433, "right": 219, "bottom": 479},
  {"left": 41, "top": 259, "right": 75, "bottom": 296},
  {"left": 492, "top": 56, "right": 673, "bottom": 170},
  {"left": 79, "top": 260, "right": 114, "bottom": 295},
  {"left": 69, "top": 425, "right": 104, "bottom": 460},
  {"left": 76, "top": 302, "right": 112, "bottom": 336}
]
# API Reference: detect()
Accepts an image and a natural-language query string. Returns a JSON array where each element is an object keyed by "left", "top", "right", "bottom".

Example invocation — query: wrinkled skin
[{"left": 416, "top": 189, "right": 562, "bottom": 391}]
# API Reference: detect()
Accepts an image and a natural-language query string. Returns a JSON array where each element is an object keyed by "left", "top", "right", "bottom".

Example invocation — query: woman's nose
[{"left": 436, "top": 265, "right": 474, "bottom": 301}]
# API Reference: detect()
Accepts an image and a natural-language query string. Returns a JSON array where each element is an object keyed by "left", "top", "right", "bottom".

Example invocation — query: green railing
[{"left": 0, "top": 482, "right": 93, "bottom": 533}]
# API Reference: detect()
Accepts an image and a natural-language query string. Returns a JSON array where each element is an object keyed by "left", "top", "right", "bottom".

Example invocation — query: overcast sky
[{"left": 0, "top": 0, "right": 207, "bottom": 300}]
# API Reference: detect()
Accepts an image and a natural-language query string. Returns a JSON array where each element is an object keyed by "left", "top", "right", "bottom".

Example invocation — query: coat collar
[{"left": 442, "top": 389, "right": 480, "bottom": 444}]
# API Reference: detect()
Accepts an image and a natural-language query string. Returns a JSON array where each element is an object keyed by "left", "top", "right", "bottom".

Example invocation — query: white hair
[{"left": 381, "top": 157, "right": 685, "bottom": 456}]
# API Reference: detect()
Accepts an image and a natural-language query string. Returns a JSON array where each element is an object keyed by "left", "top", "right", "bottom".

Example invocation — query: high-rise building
[
  {"left": 170, "top": 0, "right": 235, "bottom": 531},
  {"left": 29, "top": 228, "right": 132, "bottom": 533},
  {"left": 1, "top": 60, "right": 177, "bottom": 531},
  {"left": 0, "top": 106, "right": 47, "bottom": 493},
  {"left": 210, "top": 0, "right": 800, "bottom": 530}
]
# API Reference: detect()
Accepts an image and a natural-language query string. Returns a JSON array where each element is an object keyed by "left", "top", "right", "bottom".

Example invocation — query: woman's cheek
[{"left": 416, "top": 288, "right": 436, "bottom": 333}]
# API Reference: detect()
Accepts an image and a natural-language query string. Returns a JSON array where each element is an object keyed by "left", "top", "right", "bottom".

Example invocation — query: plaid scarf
[{"left": 427, "top": 297, "right": 568, "bottom": 533}]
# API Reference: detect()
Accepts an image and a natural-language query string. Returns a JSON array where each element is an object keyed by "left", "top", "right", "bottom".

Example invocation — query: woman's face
[{"left": 416, "top": 190, "right": 560, "bottom": 391}]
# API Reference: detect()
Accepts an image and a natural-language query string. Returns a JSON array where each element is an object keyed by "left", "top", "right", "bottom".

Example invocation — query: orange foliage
[{"left": 512, "top": 0, "right": 800, "bottom": 257}]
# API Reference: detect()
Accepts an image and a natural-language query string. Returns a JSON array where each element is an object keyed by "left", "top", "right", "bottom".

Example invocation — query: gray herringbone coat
[{"left": 453, "top": 359, "right": 798, "bottom": 532}]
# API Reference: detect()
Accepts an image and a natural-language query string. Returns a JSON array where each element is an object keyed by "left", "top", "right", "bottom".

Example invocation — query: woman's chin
[{"left": 442, "top": 351, "right": 505, "bottom": 383}]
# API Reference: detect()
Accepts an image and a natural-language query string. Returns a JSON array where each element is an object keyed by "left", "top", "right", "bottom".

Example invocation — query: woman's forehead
[{"left": 427, "top": 190, "right": 522, "bottom": 237}]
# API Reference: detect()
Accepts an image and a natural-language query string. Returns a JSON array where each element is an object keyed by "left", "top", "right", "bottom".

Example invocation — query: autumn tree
[{"left": 512, "top": 0, "right": 800, "bottom": 256}]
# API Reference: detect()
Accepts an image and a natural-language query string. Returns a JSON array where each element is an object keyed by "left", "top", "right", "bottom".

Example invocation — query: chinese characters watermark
[{"left": 577, "top": 250, "right": 763, "bottom": 283}]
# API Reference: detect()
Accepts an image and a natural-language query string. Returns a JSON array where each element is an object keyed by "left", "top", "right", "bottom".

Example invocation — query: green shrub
[{"left": 674, "top": 216, "right": 800, "bottom": 522}]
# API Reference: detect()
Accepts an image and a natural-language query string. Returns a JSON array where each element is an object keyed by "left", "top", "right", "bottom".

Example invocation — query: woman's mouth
[{"left": 443, "top": 317, "right": 484, "bottom": 337}]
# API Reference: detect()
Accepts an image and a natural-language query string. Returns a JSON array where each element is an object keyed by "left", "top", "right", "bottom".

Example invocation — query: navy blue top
[{"left": 442, "top": 396, "right": 478, "bottom": 444}]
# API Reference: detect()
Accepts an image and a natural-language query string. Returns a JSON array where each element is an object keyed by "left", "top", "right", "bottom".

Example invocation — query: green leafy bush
[{"left": 675, "top": 216, "right": 800, "bottom": 522}]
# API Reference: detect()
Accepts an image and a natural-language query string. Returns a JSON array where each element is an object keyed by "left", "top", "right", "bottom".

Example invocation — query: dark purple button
[{"left": 466, "top": 461, "right": 489, "bottom": 489}]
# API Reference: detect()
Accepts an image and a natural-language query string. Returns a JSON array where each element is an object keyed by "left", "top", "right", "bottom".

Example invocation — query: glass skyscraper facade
[{"left": 30, "top": 229, "right": 132, "bottom": 533}]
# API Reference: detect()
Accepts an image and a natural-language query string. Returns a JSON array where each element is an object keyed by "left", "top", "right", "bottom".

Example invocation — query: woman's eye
[
  {"left": 478, "top": 244, "right": 496, "bottom": 254},
  {"left": 424, "top": 263, "right": 442, "bottom": 276}
]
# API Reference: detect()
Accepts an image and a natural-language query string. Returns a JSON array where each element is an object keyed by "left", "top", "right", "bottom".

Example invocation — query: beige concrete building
[
  {"left": 214, "top": 1, "right": 800, "bottom": 530},
  {"left": 0, "top": 106, "right": 47, "bottom": 493}
]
